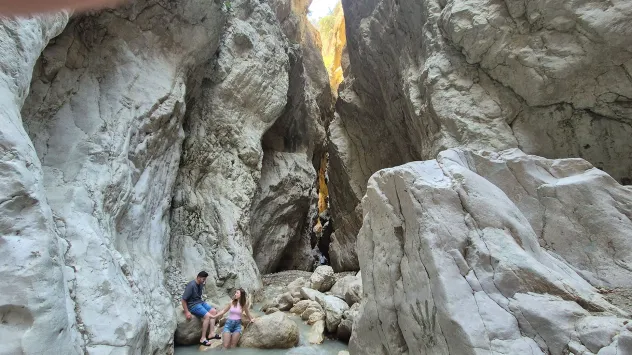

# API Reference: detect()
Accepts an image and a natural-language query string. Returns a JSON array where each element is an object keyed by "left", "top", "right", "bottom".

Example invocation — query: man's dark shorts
[{"left": 190, "top": 302, "right": 214, "bottom": 318}]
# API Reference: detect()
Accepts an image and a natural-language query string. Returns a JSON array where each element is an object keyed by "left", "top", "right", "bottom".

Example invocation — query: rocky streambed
[{"left": 173, "top": 269, "right": 359, "bottom": 354}]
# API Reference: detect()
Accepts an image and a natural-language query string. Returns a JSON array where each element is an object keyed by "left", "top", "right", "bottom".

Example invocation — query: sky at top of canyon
[{"left": 308, "top": 0, "right": 338, "bottom": 22}]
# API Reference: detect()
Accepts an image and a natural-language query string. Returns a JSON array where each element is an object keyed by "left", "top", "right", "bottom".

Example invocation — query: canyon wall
[
  {"left": 0, "top": 13, "right": 82, "bottom": 355},
  {"left": 0, "top": 0, "right": 330, "bottom": 353},
  {"left": 328, "top": 0, "right": 632, "bottom": 271}
]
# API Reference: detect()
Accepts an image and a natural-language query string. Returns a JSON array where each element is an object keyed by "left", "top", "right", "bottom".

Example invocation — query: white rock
[
  {"left": 290, "top": 300, "right": 320, "bottom": 315},
  {"left": 276, "top": 292, "right": 295, "bottom": 311},
  {"left": 344, "top": 278, "right": 363, "bottom": 306},
  {"left": 301, "top": 306, "right": 323, "bottom": 321},
  {"left": 317, "top": 295, "right": 350, "bottom": 333},
  {"left": 350, "top": 148, "right": 630, "bottom": 355},
  {"left": 300, "top": 287, "right": 326, "bottom": 301},
  {"left": 239, "top": 312, "right": 299, "bottom": 349},
  {"left": 330, "top": 275, "right": 357, "bottom": 300},
  {"left": 575, "top": 316, "right": 629, "bottom": 353},
  {"left": 307, "top": 311, "right": 326, "bottom": 325},
  {"left": 0, "top": 13, "right": 82, "bottom": 355},
  {"left": 310, "top": 265, "right": 335, "bottom": 292},
  {"left": 0, "top": 0, "right": 329, "bottom": 353},
  {"left": 16, "top": 1, "right": 231, "bottom": 352},
  {"left": 453, "top": 148, "right": 632, "bottom": 287},
  {"left": 174, "top": 305, "right": 203, "bottom": 345},
  {"left": 328, "top": 0, "right": 632, "bottom": 274},
  {"left": 287, "top": 277, "right": 309, "bottom": 295},
  {"left": 308, "top": 320, "right": 325, "bottom": 344}
]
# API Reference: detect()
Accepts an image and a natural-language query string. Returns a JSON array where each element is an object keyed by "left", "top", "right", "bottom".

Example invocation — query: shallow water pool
[{"left": 174, "top": 313, "right": 348, "bottom": 355}]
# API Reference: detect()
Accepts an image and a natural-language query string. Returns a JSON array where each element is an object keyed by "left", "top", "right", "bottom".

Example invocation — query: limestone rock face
[
  {"left": 450, "top": 149, "right": 632, "bottom": 287},
  {"left": 239, "top": 312, "right": 300, "bottom": 349},
  {"left": 0, "top": 13, "right": 82, "bottom": 355},
  {"left": 1, "top": 0, "right": 329, "bottom": 353},
  {"left": 250, "top": 152, "right": 316, "bottom": 274},
  {"left": 349, "top": 148, "right": 632, "bottom": 355},
  {"left": 250, "top": 0, "right": 332, "bottom": 274},
  {"left": 330, "top": 0, "right": 632, "bottom": 271},
  {"left": 7, "top": 0, "right": 230, "bottom": 352}
]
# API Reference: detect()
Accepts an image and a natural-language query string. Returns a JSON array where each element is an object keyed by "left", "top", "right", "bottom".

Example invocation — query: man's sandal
[{"left": 200, "top": 339, "right": 212, "bottom": 346}]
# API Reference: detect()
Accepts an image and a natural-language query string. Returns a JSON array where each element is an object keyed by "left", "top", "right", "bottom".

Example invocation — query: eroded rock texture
[
  {"left": 251, "top": 0, "right": 332, "bottom": 274},
  {"left": 350, "top": 148, "right": 632, "bottom": 355},
  {"left": 1, "top": 0, "right": 329, "bottom": 353},
  {"left": 18, "top": 0, "right": 227, "bottom": 353},
  {"left": 329, "top": 0, "right": 632, "bottom": 271},
  {"left": 167, "top": 0, "right": 288, "bottom": 301},
  {"left": 0, "top": 13, "right": 82, "bottom": 355}
]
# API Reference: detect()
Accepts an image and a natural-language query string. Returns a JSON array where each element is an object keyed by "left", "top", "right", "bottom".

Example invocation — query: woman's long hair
[{"left": 232, "top": 288, "right": 247, "bottom": 308}]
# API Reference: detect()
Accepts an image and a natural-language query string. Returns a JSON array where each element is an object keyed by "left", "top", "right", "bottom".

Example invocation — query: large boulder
[
  {"left": 301, "top": 305, "right": 324, "bottom": 321},
  {"left": 329, "top": 0, "right": 632, "bottom": 276},
  {"left": 345, "top": 278, "right": 363, "bottom": 306},
  {"left": 277, "top": 292, "right": 295, "bottom": 311},
  {"left": 287, "top": 277, "right": 309, "bottom": 298},
  {"left": 350, "top": 148, "right": 632, "bottom": 355},
  {"left": 330, "top": 275, "right": 358, "bottom": 300},
  {"left": 317, "top": 295, "right": 350, "bottom": 333},
  {"left": 337, "top": 303, "right": 360, "bottom": 342},
  {"left": 239, "top": 312, "right": 299, "bottom": 349},
  {"left": 307, "top": 311, "right": 326, "bottom": 325},
  {"left": 290, "top": 300, "right": 320, "bottom": 315},
  {"left": 310, "top": 265, "right": 336, "bottom": 292},
  {"left": 174, "top": 305, "right": 203, "bottom": 345},
  {"left": 300, "top": 287, "right": 325, "bottom": 301}
]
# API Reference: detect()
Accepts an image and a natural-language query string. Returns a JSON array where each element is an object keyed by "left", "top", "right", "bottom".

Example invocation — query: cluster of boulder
[
  {"left": 175, "top": 306, "right": 300, "bottom": 351},
  {"left": 172, "top": 266, "right": 362, "bottom": 351},
  {"left": 262, "top": 266, "right": 363, "bottom": 344}
]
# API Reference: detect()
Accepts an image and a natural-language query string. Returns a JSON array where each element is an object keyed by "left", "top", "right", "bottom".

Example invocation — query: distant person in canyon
[
  {"left": 181, "top": 271, "right": 221, "bottom": 346},
  {"left": 213, "top": 288, "right": 256, "bottom": 349},
  {"left": 319, "top": 253, "right": 328, "bottom": 265},
  {"left": 0, "top": 0, "right": 122, "bottom": 15}
]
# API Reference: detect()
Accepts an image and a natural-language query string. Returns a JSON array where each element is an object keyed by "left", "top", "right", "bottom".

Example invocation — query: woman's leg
[
  {"left": 229, "top": 332, "right": 241, "bottom": 348},
  {"left": 222, "top": 332, "right": 232, "bottom": 348}
]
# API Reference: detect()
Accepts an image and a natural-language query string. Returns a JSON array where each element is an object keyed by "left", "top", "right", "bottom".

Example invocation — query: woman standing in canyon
[{"left": 213, "top": 288, "right": 256, "bottom": 349}]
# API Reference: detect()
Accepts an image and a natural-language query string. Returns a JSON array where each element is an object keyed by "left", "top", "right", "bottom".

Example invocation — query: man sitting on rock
[{"left": 182, "top": 271, "right": 220, "bottom": 346}]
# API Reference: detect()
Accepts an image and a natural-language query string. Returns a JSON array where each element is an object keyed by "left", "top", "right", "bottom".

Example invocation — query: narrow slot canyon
[{"left": 1, "top": 0, "right": 632, "bottom": 355}]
